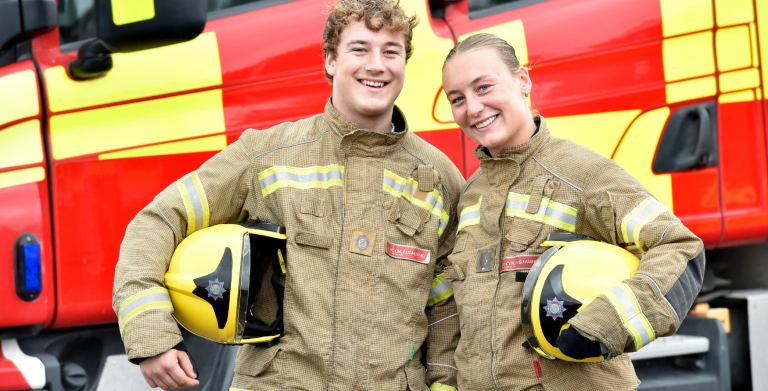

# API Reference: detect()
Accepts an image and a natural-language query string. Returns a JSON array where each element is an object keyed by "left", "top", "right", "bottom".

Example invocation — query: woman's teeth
[
  {"left": 361, "top": 80, "right": 385, "bottom": 87},
  {"left": 475, "top": 116, "right": 497, "bottom": 129}
]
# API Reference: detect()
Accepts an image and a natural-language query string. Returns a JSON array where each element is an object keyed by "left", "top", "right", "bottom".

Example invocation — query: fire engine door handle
[
  {"left": 674, "top": 106, "right": 712, "bottom": 169},
  {"left": 653, "top": 102, "right": 718, "bottom": 174}
]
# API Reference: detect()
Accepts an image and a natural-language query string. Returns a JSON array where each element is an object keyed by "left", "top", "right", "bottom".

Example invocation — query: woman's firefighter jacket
[
  {"left": 446, "top": 117, "right": 705, "bottom": 391},
  {"left": 112, "top": 101, "right": 465, "bottom": 391}
]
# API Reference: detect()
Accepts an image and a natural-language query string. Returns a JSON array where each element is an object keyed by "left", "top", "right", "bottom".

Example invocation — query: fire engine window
[
  {"left": 58, "top": 0, "right": 97, "bottom": 46},
  {"left": 468, "top": 0, "right": 549, "bottom": 18}
]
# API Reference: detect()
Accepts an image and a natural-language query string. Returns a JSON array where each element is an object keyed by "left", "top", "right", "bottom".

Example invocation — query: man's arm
[{"left": 112, "top": 130, "right": 258, "bottom": 365}]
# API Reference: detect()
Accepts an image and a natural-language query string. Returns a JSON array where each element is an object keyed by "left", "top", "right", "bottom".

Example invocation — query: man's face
[{"left": 325, "top": 21, "right": 406, "bottom": 125}]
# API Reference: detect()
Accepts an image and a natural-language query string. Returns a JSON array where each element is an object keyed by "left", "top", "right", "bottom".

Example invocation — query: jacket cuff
[
  {"left": 129, "top": 341, "right": 188, "bottom": 365},
  {"left": 568, "top": 295, "right": 629, "bottom": 357},
  {"left": 122, "top": 311, "right": 183, "bottom": 363}
]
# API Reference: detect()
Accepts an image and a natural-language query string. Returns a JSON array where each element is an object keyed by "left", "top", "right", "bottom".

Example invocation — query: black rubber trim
[
  {"left": 469, "top": 0, "right": 551, "bottom": 20},
  {"left": 546, "top": 233, "right": 599, "bottom": 242},
  {"left": 665, "top": 251, "right": 705, "bottom": 321},
  {"left": 192, "top": 248, "right": 233, "bottom": 329}
]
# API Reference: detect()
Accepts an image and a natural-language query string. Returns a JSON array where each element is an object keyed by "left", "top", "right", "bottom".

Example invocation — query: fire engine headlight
[{"left": 15, "top": 233, "right": 42, "bottom": 301}]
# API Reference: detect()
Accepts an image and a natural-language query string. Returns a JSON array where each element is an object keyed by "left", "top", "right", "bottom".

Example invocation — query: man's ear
[{"left": 325, "top": 54, "right": 337, "bottom": 78}]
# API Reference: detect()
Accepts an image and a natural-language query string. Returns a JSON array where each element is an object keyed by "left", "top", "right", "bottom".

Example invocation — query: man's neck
[{"left": 331, "top": 99, "right": 395, "bottom": 134}]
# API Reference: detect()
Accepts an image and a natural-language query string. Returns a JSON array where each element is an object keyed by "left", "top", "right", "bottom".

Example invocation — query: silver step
[{"left": 629, "top": 334, "right": 710, "bottom": 361}]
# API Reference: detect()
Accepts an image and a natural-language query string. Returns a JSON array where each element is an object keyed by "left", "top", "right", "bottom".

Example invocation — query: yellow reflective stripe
[
  {"left": 111, "top": 0, "right": 155, "bottom": 25},
  {"left": 505, "top": 192, "right": 577, "bottom": 232},
  {"left": 258, "top": 165, "right": 345, "bottom": 197},
  {"left": 0, "top": 120, "right": 44, "bottom": 169},
  {"left": 603, "top": 283, "right": 655, "bottom": 349},
  {"left": 118, "top": 287, "right": 172, "bottom": 335},
  {"left": 45, "top": 32, "right": 221, "bottom": 113},
  {"left": 277, "top": 249, "right": 287, "bottom": 275},
  {"left": 177, "top": 170, "right": 210, "bottom": 236},
  {"left": 457, "top": 197, "right": 482, "bottom": 233},
  {"left": 0, "top": 70, "right": 39, "bottom": 127},
  {"left": 382, "top": 169, "right": 450, "bottom": 236},
  {"left": 621, "top": 197, "right": 667, "bottom": 254},
  {"left": 431, "top": 383, "right": 458, "bottom": 391},
  {"left": 428, "top": 273, "right": 453, "bottom": 307},
  {"left": 50, "top": 89, "right": 225, "bottom": 160},
  {"left": 0, "top": 167, "right": 45, "bottom": 190}
]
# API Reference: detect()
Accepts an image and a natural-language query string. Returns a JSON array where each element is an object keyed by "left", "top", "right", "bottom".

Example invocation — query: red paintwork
[
  {"left": 0, "top": 0, "right": 764, "bottom": 340},
  {"left": 0, "top": 347, "right": 30, "bottom": 391},
  {"left": 718, "top": 99, "right": 768, "bottom": 246},
  {"left": 0, "top": 59, "right": 55, "bottom": 329}
]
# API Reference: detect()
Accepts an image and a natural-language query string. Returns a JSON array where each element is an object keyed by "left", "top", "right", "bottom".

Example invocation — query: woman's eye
[
  {"left": 478, "top": 85, "right": 490, "bottom": 92},
  {"left": 451, "top": 97, "right": 464, "bottom": 105}
]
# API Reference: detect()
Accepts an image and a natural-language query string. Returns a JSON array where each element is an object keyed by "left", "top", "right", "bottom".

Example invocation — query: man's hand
[{"left": 139, "top": 349, "right": 199, "bottom": 390}]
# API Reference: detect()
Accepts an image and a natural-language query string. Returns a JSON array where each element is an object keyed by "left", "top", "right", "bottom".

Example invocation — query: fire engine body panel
[{"left": 0, "top": 0, "right": 766, "bottom": 390}]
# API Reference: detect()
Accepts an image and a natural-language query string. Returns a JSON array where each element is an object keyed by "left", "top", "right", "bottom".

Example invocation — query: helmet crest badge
[
  {"left": 206, "top": 278, "right": 227, "bottom": 301},
  {"left": 544, "top": 297, "right": 566, "bottom": 320}
]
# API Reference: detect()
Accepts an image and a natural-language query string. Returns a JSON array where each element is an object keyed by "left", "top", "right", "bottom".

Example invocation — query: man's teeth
[
  {"left": 362, "top": 80, "right": 385, "bottom": 88},
  {"left": 475, "top": 116, "right": 496, "bottom": 129}
]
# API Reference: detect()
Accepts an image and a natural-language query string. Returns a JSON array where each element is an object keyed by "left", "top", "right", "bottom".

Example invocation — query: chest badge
[
  {"left": 544, "top": 297, "right": 566, "bottom": 320},
  {"left": 206, "top": 278, "right": 227, "bottom": 301},
  {"left": 350, "top": 229, "right": 376, "bottom": 256},
  {"left": 475, "top": 248, "right": 496, "bottom": 273}
]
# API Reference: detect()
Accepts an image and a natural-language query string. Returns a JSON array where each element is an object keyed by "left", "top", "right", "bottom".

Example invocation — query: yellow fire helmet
[
  {"left": 165, "top": 223, "right": 287, "bottom": 345},
  {"left": 521, "top": 233, "right": 640, "bottom": 362}
]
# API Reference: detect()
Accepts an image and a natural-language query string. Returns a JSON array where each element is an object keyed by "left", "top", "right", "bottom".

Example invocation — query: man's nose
[{"left": 365, "top": 51, "right": 386, "bottom": 72}]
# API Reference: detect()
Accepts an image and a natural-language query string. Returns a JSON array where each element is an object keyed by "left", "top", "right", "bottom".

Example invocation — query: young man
[{"left": 112, "top": 1, "right": 464, "bottom": 390}]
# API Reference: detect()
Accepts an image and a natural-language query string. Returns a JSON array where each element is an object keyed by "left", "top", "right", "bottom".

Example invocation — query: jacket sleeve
[
  {"left": 424, "top": 176, "right": 462, "bottom": 391},
  {"left": 569, "top": 158, "right": 705, "bottom": 357},
  {"left": 112, "top": 130, "right": 260, "bottom": 362}
]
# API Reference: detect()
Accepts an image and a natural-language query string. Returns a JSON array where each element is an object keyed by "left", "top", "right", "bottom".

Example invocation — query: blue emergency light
[{"left": 15, "top": 233, "right": 42, "bottom": 301}]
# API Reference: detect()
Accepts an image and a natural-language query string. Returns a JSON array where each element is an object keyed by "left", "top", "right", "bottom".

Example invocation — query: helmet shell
[
  {"left": 165, "top": 224, "right": 286, "bottom": 344},
  {"left": 521, "top": 239, "right": 639, "bottom": 362}
]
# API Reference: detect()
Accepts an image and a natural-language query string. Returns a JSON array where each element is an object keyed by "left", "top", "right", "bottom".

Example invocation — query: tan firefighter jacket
[
  {"left": 445, "top": 117, "right": 705, "bottom": 391},
  {"left": 112, "top": 101, "right": 466, "bottom": 391}
]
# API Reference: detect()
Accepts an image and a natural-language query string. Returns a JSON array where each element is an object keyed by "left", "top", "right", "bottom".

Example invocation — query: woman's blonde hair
[{"left": 443, "top": 33, "right": 523, "bottom": 73}]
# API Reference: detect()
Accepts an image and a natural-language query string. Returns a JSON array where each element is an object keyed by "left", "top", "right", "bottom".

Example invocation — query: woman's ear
[{"left": 518, "top": 67, "right": 532, "bottom": 94}]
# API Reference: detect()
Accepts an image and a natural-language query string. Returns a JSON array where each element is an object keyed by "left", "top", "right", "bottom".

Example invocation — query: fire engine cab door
[{"left": 0, "top": 51, "right": 56, "bottom": 329}]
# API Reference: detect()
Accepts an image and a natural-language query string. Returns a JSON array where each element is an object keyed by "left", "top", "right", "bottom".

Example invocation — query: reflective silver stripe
[
  {"left": 383, "top": 174, "right": 405, "bottom": 193},
  {"left": 259, "top": 170, "right": 344, "bottom": 189},
  {"left": 629, "top": 316, "right": 653, "bottom": 347},
  {"left": 610, "top": 285, "right": 637, "bottom": 318},
  {"left": 182, "top": 173, "right": 204, "bottom": 233},
  {"left": 626, "top": 199, "right": 665, "bottom": 244},
  {"left": 430, "top": 279, "right": 452, "bottom": 301},
  {"left": 506, "top": 198, "right": 577, "bottom": 227},
  {"left": 119, "top": 292, "right": 171, "bottom": 325},
  {"left": 458, "top": 208, "right": 480, "bottom": 226}
]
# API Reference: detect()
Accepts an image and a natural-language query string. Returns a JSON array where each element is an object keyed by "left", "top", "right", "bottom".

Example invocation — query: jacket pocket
[
  {"left": 389, "top": 196, "right": 431, "bottom": 236},
  {"left": 234, "top": 344, "right": 281, "bottom": 377},
  {"left": 295, "top": 231, "right": 333, "bottom": 249},
  {"left": 506, "top": 217, "right": 543, "bottom": 251},
  {"left": 403, "top": 360, "right": 429, "bottom": 391}
]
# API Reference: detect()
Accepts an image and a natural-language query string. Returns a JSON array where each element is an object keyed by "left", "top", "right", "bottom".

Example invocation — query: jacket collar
[
  {"left": 324, "top": 99, "right": 409, "bottom": 157},
  {"left": 474, "top": 116, "right": 549, "bottom": 164}
]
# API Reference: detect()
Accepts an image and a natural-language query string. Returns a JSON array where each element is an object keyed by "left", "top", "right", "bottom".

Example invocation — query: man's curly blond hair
[{"left": 323, "top": 0, "right": 419, "bottom": 85}]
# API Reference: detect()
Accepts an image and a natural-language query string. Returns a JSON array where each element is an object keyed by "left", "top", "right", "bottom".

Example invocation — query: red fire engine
[{"left": 1, "top": 0, "right": 766, "bottom": 390}]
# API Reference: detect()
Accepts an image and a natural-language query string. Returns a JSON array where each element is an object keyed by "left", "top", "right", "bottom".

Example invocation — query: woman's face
[{"left": 442, "top": 49, "right": 534, "bottom": 157}]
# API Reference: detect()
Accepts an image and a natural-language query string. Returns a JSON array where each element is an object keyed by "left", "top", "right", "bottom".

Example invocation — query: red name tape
[
  {"left": 386, "top": 242, "right": 431, "bottom": 264},
  {"left": 500, "top": 255, "right": 538, "bottom": 272}
]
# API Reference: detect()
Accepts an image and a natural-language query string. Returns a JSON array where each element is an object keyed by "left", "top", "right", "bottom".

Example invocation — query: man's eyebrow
[
  {"left": 384, "top": 41, "right": 404, "bottom": 49},
  {"left": 347, "top": 40, "right": 369, "bottom": 46}
]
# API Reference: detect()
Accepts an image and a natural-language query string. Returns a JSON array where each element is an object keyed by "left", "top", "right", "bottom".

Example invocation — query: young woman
[{"left": 441, "top": 33, "right": 704, "bottom": 390}]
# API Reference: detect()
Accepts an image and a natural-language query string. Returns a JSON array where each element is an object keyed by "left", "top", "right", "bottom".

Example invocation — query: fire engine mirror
[{"left": 95, "top": 0, "right": 207, "bottom": 53}]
